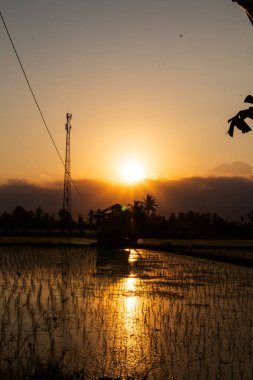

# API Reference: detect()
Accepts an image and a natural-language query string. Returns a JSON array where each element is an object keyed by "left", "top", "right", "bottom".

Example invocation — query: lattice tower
[{"left": 63, "top": 113, "right": 72, "bottom": 213}]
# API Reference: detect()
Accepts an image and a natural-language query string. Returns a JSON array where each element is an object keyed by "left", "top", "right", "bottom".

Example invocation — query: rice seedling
[{"left": 0, "top": 246, "right": 252, "bottom": 378}]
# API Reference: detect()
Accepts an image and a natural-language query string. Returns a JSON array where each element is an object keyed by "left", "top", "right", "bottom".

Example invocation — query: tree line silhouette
[
  {"left": 0, "top": 206, "right": 84, "bottom": 236},
  {"left": 1, "top": 194, "right": 253, "bottom": 239}
]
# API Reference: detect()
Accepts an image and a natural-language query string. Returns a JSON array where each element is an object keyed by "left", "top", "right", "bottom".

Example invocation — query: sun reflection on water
[
  {"left": 125, "top": 295, "right": 138, "bottom": 315},
  {"left": 121, "top": 274, "right": 140, "bottom": 353},
  {"left": 123, "top": 250, "right": 141, "bottom": 318},
  {"left": 125, "top": 273, "right": 136, "bottom": 291},
  {"left": 124, "top": 248, "right": 140, "bottom": 265},
  {"left": 124, "top": 275, "right": 138, "bottom": 315}
]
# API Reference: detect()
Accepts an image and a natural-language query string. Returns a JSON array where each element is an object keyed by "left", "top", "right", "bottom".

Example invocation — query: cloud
[
  {"left": 1, "top": 176, "right": 253, "bottom": 220},
  {"left": 153, "top": 176, "right": 253, "bottom": 220},
  {"left": 0, "top": 179, "right": 60, "bottom": 216}
]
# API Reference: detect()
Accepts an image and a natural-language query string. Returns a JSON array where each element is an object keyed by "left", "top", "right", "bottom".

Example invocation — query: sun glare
[{"left": 121, "top": 161, "right": 145, "bottom": 183}]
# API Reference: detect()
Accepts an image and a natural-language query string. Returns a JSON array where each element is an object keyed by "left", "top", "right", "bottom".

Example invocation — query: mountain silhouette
[{"left": 209, "top": 161, "right": 252, "bottom": 177}]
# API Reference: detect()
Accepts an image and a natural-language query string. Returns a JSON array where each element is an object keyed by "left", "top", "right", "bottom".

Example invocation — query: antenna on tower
[{"left": 63, "top": 113, "right": 72, "bottom": 214}]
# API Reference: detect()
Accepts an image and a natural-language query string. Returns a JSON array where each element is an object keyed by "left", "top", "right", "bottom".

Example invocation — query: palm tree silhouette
[
  {"left": 127, "top": 200, "right": 145, "bottom": 239},
  {"left": 35, "top": 206, "right": 44, "bottom": 224},
  {"left": 128, "top": 201, "right": 145, "bottom": 220},
  {"left": 142, "top": 194, "right": 157, "bottom": 217},
  {"left": 87, "top": 209, "right": 95, "bottom": 226}
]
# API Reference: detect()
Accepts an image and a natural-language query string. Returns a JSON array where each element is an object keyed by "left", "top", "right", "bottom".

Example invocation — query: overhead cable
[{"left": 0, "top": 11, "right": 83, "bottom": 201}]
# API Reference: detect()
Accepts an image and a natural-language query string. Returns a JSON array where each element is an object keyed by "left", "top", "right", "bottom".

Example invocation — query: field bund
[{"left": 1, "top": 237, "right": 253, "bottom": 267}]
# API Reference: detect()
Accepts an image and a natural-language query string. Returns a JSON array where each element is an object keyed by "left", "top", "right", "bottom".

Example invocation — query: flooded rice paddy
[{"left": 0, "top": 246, "right": 253, "bottom": 379}]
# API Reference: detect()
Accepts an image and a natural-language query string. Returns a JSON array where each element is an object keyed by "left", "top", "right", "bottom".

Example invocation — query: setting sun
[{"left": 121, "top": 161, "right": 145, "bottom": 183}]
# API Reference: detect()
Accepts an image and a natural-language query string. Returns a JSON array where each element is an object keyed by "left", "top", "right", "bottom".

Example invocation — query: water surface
[{"left": 0, "top": 246, "right": 252, "bottom": 379}]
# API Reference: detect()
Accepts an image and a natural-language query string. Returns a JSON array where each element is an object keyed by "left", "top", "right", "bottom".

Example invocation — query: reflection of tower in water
[{"left": 60, "top": 250, "right": 70, "bottom": 334}]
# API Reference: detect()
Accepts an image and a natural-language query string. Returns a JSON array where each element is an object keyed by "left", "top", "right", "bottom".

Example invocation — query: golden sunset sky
[{"left": 1, "top": 0, "right": 253, "bottom": 184}]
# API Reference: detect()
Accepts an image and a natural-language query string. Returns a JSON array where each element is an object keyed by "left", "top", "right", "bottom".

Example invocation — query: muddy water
[{"left": 0, "top": 246, "right": 252, "bottom": 379}]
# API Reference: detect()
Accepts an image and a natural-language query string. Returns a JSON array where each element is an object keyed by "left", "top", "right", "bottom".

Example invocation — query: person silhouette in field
[
  {"left": 232, "top": 0, "right": 253, "bottom": 25},
  {"left": 227, "top": 95, "right": 253, "bottom": 137}
]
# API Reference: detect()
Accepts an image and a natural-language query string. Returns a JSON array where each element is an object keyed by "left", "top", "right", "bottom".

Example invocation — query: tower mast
[{"left": 63, "top": 113, "right": 72, "bottom": 214}]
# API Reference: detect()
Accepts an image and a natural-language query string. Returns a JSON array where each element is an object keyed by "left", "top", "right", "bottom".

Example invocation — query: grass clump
[{"left": 0, "top": 350, "right": 85, "bottom": 380}]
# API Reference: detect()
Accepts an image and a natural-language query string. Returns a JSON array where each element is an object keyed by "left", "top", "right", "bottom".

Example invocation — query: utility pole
[{"left": 63, "top": 113, "right": 72, "bottom": 214}]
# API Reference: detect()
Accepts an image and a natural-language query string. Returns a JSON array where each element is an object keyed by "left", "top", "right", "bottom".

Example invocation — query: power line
[
  {"left": 0, "top": 11, "right": 83, "bottom": 202},
  {"left": 0, "top": 11, "right": 65, "bottom": 167}
]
